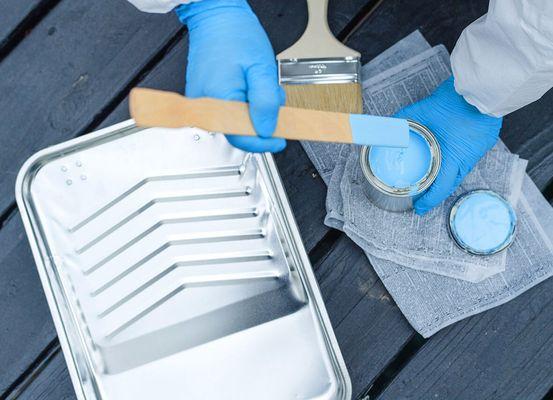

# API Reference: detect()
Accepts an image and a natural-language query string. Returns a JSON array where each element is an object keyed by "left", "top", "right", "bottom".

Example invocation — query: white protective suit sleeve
[
  {"left": 129, "top": 0, "right": 553, "bottom": 117},
  {"left": 126, "top": 0, "right": 199, "bottom": 13},
  {"left": 451, "top": 0, "right": 553, "bottom": 117}
]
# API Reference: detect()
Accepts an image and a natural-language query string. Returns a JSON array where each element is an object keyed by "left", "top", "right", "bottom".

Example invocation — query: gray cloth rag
[{"left": 301, "top": 31, "right": 553, "bottom": 337}]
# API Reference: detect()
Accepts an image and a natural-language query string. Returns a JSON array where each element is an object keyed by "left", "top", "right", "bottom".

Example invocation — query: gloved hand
[
  {"left": 394, "top": 76, "right": 503, "bottom": 215},
  {"left": 176, "top": 0, "right": 286, "bottom": 153}
]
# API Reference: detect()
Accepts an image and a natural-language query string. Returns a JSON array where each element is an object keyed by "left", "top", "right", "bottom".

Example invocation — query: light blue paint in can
[
  {"left": 360, "top": 120, "right": 441, "bottom": 212},
  {"left": 369, "top": 128, "right": 432, "bottom": 188}
]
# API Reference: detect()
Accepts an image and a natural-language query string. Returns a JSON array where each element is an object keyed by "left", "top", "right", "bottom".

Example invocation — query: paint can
[
  {"left": 448, "top": 189, "right": 517, "bottom": 256},
  {"left": 359, "top": 120, "right": 441, "bottom": 212}
]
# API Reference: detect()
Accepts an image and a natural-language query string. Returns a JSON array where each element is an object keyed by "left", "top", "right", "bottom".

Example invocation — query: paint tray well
[{"left": 16, "top": 121, "right": 351, "bottom": 400}]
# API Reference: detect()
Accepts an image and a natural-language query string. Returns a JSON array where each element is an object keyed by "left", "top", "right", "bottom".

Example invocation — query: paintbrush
[
  {"left": 277, "top": 0, "right": 362, "bottom": 114},
  {"left": 129, "top": 88, "right": 409, "bottom": 147}
]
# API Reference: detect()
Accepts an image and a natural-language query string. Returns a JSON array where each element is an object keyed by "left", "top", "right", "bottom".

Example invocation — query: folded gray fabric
[
  {"left": 301, "top": 31, "right": 553, "bottom": 336},
  {"left": 340, "top": 146, "right": 523, "bottom": 282},
  {"left": 306, "top": 43, "right": 523, "bottom": 282}
]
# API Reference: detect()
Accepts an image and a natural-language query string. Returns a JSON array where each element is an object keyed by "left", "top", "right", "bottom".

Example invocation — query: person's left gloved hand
[
  {"left": 176, "top": 0, "right": 286, "bottom": 153},
  {"left": 394, "top": 76, "right": 503, "bottom": 215}
]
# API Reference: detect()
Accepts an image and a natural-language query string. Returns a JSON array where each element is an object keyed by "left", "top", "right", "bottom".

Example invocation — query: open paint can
[
  {"left": 448, "top": 189, "right": 517, "bottom": 256},
  {"left": 360, "top": 120, "right": 441, "bottom": 212}
]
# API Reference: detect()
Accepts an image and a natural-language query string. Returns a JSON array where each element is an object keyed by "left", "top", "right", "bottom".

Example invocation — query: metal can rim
[
  {"left": 448, "top": 189, "right": 517, "bottom": 256},
  {"left": 359, "top": 120, "right": 441, "bottom": 198}
]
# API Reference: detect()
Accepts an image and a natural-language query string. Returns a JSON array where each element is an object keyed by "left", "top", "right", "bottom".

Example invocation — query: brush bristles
[{"left": 282, "top": 83, "right": 363, "bottom": 114}]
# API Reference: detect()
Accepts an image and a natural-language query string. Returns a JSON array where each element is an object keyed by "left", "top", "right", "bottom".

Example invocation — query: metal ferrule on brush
[{"left": 278, "top": 57, "right": 361, "bottom": 85}]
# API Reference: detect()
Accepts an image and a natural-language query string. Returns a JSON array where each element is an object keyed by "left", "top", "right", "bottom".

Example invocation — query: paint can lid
[{"left": 449, "top": 190, "right": 517, "bottom": 256}]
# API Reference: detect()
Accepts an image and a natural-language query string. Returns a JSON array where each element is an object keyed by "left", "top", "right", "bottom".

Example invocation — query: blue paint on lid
[{"left": 449, "top": 190, "right": 516, "bottom": 256}]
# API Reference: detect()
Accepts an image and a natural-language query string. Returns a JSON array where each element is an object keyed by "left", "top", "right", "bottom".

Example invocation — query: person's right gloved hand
[
  {"left": 176, "top": 0, "right": 286, "bottom": 153},
  {"left": 394, "top": 76, "right": 503, "bottom": 215}
]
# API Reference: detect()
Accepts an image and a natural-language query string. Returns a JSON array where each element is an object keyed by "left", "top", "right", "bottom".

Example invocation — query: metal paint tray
[{"left": 16, "top": 120, "right": 351, "bottom": 400}]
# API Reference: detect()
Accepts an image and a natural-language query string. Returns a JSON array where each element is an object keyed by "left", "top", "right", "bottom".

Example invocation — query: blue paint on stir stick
[
  {"left": 368, "top": 129, "right": 432, "bottom": 188},
  {"left": 349, "top": 114, "right": 409, "bottom": 148}
]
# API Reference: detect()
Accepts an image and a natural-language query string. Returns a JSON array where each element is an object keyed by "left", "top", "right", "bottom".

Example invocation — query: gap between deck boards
[
  {"left": 0, "top": 0, "right": 61, "bottom": 61},
  {"left": 2, "top": 339, "right": 60, "bottom": 400}
]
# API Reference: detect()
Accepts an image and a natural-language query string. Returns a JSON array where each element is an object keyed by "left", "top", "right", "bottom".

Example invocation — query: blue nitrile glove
[
  {"left": 176, "top": 0, "right": 286, "bottom": 153},
  {"left": 394, "top": 76, "right": 503, "bottom": 215}
]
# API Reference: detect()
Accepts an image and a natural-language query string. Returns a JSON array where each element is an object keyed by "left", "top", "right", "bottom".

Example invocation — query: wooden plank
[
  {"left": 0, "top": 213, "right": 58, "bottom": 395},
  {"left": 377, "top": 277, "right": 553, "bottom": 400},
  {"left": 0, "top": 0, "right": 51, "bottom": 51},
  {"left": 503, "top": 90, "right": 553, "bottom": 191},
  {"left": 314, "top": 235, "right": 414, "bottom": 398},
  {"left": 0, "top": 0, "right": 182, "bottom": 218},
  {"left": 12, "top": 349, "right": 75, "bottom": 400},
  {"left": 274, "top": 143, "right": 328, "bottom": 249},
  {"left": 346, "top": 0, "right": 489, "bottom": 60},
  {"left": 1, "top": 0, "right": 372, "bottom": 397}
]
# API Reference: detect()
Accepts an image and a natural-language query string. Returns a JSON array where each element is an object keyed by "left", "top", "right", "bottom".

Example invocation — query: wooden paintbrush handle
[
  {"left": 277, "top": 0, "right": 359, "bottom": 59},
  {"left": 130, "top": 88, "right": 353, "bottom": 144}
]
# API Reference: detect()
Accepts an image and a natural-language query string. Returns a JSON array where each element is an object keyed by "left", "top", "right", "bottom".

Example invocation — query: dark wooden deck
[{"left": 0, "top": 1, "right": 552, "bottom": 399}]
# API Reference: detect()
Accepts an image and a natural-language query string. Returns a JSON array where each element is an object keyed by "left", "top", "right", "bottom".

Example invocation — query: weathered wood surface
[
  {"left": 1, "top": 0, "right": 553, "bottom": 399},
  {"left": 504, "top": 89, "right": 553, "bottom": 192},
  {"left": 0, "top": 214, "right": 58, "bottom": 396},
  {"left": 0, "top": 0, "right": 182, "bottom": 218},
  {"left": 0, "top": 0, "right": 51, "bottom": 51},
  {"left": 12, "top": 350, "right": 75, "bottom": 400},
  {"left": 346, "top": 0, "right": 489, "bottom": 61},
  {"left": 315, "top": 235, "right": 414, "bottom": 398},
  {"left": 378, "top": 276, "right": 553, "bottom": 400}
]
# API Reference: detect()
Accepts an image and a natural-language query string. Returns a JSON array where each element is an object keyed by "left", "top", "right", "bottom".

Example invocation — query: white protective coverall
[{"left": 127, "top": 0, "right": 553, "bottom": 117}]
